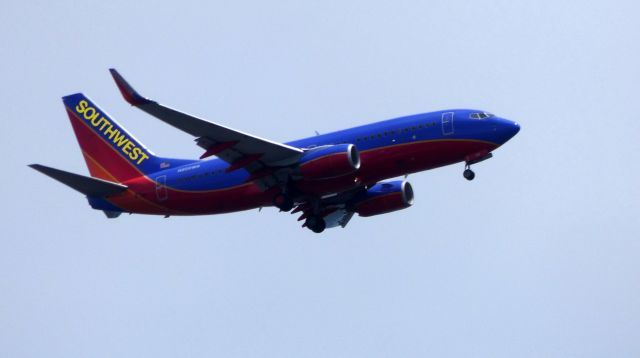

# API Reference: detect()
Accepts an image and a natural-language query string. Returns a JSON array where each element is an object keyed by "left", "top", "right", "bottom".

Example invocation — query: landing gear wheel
[
  {"left": 273, "top": 194, "right": 294, "bottom": 212},
  {"left": 463, "top": 168, "right": 475, "bottom": 181},
  {"left": 305, "top": 216, "right": 326, "bottom": 233}
]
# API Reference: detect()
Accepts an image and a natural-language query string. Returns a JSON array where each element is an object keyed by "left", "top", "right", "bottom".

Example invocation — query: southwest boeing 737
[{"left": 30, "top": 69, "right": 520, "bottom": 233}]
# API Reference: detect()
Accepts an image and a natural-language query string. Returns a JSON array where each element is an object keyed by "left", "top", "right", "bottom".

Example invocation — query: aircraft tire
[
  {"left": 306, "top": 216, "right": 326, "bottom": 233},
  {"left": 463, "top": 169, "right": 475, "bottom": 181},
  {"left": 273, "top": 194, "right": 294, "bottom": 212}
]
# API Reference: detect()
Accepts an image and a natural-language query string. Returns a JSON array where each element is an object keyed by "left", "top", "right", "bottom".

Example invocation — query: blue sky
[{"left": 1, "top": 1, "right": 639, "bottom": 357}]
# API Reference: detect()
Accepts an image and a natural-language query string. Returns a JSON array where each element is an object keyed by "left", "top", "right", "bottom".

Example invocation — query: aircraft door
[
  {"left": 155, "top": 175, "right": 168, "bottom": 201},
  {"left": 442, "top": 112, "right": 454, "bottom": 135}
]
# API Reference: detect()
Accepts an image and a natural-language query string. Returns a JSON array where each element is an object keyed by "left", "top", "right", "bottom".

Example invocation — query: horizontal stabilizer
[{"left": 29, "top": 164, "right": 128, "bottom": 197}]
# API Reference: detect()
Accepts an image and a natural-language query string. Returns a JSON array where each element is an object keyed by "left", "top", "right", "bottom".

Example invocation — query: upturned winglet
[{"left": 109, "top": 68, "right": 152, "bottom": 106}]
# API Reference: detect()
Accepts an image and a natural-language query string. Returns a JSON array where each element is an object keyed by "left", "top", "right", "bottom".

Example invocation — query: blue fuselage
[{"left": 158, "top": 109, "right": 519, "bottom": 191}]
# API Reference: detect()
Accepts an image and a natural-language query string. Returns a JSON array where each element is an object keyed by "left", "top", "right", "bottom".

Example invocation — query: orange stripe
[
  {"left": 82, "top": 150, "right": 185, "bottom": 214},
  {"left": 69, "top": 109, "right": 147, "bottom": 179},
  {"left": 71, "top": 109, "right": 261, "bottom": 195}
]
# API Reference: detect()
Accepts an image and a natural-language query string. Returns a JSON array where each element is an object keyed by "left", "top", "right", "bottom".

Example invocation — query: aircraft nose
[
  {"left": 494, "top": 118, "right": 520, "bottom": 144},
  {"left": 509, "top": 120, "right": 520, "bottom": 137}
]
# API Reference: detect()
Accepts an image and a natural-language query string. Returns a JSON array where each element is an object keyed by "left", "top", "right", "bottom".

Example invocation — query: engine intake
[
  {"left": 352, "top": 180, "right": 414, "bottom": 217},
  {"left": 297, "top": 144, "right": 360, "bottom": 180}
]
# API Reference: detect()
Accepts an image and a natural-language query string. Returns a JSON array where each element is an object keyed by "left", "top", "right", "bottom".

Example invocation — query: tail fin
[{"left": 62, "top": 93, "right": 193, "bottom": 182}]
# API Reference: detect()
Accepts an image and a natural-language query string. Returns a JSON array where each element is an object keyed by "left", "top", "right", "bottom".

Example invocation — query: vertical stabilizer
[{"left": 62, "top": 93, "right": 193, "bottom": 182}]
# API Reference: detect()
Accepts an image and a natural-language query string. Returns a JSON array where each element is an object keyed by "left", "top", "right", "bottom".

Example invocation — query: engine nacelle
[
  {"left": 296, "top": 144, "right": 360, "bottom": 180},
  {"left": 352, "top": 180, "right": 414, "bottom": 217}
]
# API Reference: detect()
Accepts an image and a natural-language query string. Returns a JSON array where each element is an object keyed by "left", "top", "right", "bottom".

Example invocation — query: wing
[{"left": 109, "top": 69, "right": 303, "bottom": 173}]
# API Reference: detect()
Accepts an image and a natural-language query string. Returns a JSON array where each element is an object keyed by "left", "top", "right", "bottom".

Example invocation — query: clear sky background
[{"left": 1, "top": 0, "right": 639, "bottom": 357}]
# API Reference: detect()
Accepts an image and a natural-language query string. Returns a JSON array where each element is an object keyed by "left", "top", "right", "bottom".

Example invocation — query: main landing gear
[
  {"left": 273, "top": 193, "right": 294, "bottom": 212},
  {"left": 305, "top": 215, "right": 326, "bottom": 233},
  {"left": 273, "top": 192, "right": 327, "bottom": 233}
]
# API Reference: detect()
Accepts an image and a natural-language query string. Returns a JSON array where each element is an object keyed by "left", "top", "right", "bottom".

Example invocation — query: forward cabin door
[
  {"left": 442, "top": 112, "right": 454, "bottom": 135},
  {"left": 155, "top": 175, "right": 168, "bottom": 201}
]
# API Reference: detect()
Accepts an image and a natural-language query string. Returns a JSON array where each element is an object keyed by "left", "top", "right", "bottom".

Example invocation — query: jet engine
[
  {"left": 351, "top": 180, "right": 414, "bottom": 217},
  {"left": 296, "top": 144, "right": 360, "bottom": 180}
]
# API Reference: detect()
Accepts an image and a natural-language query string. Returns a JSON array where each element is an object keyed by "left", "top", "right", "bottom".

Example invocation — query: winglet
[{"left": 109, "top": 68, "right": 152, "bottom": 106}]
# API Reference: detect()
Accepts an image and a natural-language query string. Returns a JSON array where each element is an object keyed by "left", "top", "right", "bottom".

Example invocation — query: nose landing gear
[
  {"left": 463, "top": 152, "right": 493, "bottom": 181},
  {"left": 463, "top": 166, "right": 475, "bottom": 181}
]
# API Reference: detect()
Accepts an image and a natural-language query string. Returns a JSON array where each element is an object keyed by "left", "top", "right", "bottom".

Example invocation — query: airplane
[{"left": 30, "top": 69, "right": 520, "bottom": 233}]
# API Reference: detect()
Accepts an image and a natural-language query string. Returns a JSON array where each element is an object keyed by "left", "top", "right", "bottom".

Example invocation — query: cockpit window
[{"left": 470, "top": 112, "right": 495, "bottom": 119}]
